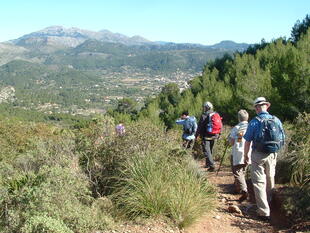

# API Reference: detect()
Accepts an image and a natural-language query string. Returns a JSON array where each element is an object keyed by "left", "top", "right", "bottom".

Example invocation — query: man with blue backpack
[
  {"left": 244, "top": 97, "right": 285, "bottom": 222},
  {"left": 176, "top": 111, "right": 197, "bottom": 149}
]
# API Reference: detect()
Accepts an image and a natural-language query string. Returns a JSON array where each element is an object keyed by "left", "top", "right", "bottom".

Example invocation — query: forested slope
[{"left": 138, "top": 18, "right": 310, "bottom": 127}]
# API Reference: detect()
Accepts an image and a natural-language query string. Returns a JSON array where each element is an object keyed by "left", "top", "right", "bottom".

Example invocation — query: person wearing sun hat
[{"left": 243, "top": 97, "right": 285, "bottom": 222}]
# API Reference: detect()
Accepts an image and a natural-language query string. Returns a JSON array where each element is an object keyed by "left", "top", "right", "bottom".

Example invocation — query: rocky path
[{"left": 184, "top": 163, "right": 291, "bottom": 233}]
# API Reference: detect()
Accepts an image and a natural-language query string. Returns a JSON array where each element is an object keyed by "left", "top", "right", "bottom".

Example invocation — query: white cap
[
  {"left": 253, "top": 97, "right": 271, "bottom": 107},
  {"left": 204, "top": 101, "right": 213, "bottom": 109}
]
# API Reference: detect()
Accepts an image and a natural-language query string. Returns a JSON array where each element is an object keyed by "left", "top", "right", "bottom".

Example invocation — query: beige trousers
[
  {"left": 231, "top": 156, "right": 248, "bottom": 193},
  {"left": 251, "top": 150, "right": 277, "bottom": 217}
]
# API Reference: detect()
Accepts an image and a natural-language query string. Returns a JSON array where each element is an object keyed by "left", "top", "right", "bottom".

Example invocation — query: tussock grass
[{"left": 113, "top": 152, "right": 215, "bottom": 228}]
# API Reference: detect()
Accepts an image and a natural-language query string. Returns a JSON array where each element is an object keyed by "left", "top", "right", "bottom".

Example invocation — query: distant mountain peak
[
  {"left": 129, "top": 35, "right": 150, "bottom": 43},
  {"left": 99, "top": 29, "right": 113, "bottom": 33},
  {"left": 217, "top": 40, "right": 236, "bottom": 44},
  {"left": 210, "top": 40, "right": 249, "bottom": 51},
  {"left": 41, "top": 25, "right": 66, "bottom": 31},
  {"left": 26, "top": 26, "right": 96, "bottom": 39},
  {"left": 11, "top": 26, "right": 151, "bottom": 49}
]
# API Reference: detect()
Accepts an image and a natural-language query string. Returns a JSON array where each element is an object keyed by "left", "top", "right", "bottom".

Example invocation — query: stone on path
[{"left": 228, "top": 204, "right": 242, "bottom": 215}]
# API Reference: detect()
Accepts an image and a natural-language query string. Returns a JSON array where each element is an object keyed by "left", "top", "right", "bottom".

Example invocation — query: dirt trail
[
  {"left": 184, "top": 162, "right": 291, "bottom": 233},
  {"left": 102, "top": 161, "right": 294, "bottom": 233}
]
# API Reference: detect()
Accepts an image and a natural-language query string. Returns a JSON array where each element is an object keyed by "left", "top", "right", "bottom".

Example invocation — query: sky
[{"left": 0, "top": 0, "right": 309, "bottom": 45}]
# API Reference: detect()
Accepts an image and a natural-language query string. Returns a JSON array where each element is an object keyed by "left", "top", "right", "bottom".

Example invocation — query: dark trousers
[{"left": 202, "top": 139, "right": 215, "bottom": 168}]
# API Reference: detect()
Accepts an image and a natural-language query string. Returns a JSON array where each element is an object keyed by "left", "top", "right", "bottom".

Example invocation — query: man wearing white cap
[
  {"left": 196, "top": 101, "right": 222, "bottom": 171},
  {"left": 243, "top": 97, "right": 285, "bottom": 222}
]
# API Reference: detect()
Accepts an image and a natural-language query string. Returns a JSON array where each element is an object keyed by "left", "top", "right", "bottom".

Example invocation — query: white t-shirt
[{"left": 229, "top": 121, "right": 251, "bottom": 166}]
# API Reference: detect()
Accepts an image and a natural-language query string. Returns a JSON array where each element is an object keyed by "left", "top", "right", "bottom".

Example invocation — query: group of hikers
[{"left": 176, "top": 97, "right": 285, "bottom": 222}]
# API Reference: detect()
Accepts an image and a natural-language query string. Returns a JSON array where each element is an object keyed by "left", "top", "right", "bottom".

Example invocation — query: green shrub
[
  {"left": 21, "top": 215, "right": 74, "bottom": 233},
  {"left": 0, "top": 122, "right": 113, "bottom": 233},
  {"left": 287, "top": 112, "right": 310, "bottom": 187},
  {"left": 76, "top": 115, "right": 119, "bottom": 196},
  {"left": 0, "top": 119, "right": 64, "bottom": 162},
  {"left": 280, "top": 186, "right": 310, "bottom": 224},
  {"left": 276, "top": 113, "right": 310, "bottom": 224},
  {"left": 77, "top": 117, "right": 179, "bottom": 196},
  {"left": 0, "top": 154, "right": 112, "bottom": 233},
  {"left": 275, "top": 122, "right": 293, "bottom": 184},
  {"left": 213, "top": 125, "right": 232, "bottom": 164}
]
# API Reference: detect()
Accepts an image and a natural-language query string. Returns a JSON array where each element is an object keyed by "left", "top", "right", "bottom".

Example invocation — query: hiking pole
[{"left": 216, "top": 142, "right": 230, "bottom": 176}]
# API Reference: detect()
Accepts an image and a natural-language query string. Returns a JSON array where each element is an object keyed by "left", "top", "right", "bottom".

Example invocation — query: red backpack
[{"left": 207, "top": 112, "right": 222, "bottom": 135}]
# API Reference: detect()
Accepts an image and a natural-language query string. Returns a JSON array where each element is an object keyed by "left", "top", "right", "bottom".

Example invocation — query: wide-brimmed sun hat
[{"left": 253, "top": 97, "right": 271, "bottom": 107}]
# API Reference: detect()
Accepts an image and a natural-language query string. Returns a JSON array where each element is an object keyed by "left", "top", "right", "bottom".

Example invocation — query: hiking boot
[
  {"left": 238, "top": 191, "right": 248, "bottom": 203},
  {"left": 207, "top": 167, "right": 215, "bottom": 172},
  {"left": 257, "top": 215, "right": 271, "bottom": 222}
]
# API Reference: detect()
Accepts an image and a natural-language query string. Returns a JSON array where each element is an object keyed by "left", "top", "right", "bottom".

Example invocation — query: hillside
[
  {"left": 0, "top": 26, "right": 250, "bottom": 114},
  {"left": 0, "top": 16, "right": 309, "bottom": 233}
]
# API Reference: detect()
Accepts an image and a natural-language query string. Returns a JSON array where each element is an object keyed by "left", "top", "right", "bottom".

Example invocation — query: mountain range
[
  {"left": 5, "top": 26, "right": 249, "bottom": 51},
  {"left": 0, "top": 26, "right": 251, "bottom": 114},
  {"left": 10, "top": 26, "right": 151, "bottom": 49}
]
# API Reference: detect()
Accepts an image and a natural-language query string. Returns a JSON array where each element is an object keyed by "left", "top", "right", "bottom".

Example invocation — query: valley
[{"left": 0, "top": 26, "right": 249, "bottom": 115}]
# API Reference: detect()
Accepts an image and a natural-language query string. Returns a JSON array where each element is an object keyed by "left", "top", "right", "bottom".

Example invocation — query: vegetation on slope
[
  {"left": 137, "top": 20, "right": 309, "bottom": 127},
  {"left": 0, "top": 14, "right": 309, "bottom": 233},
  {"left": 0, "top": 115, "right": 215, "bottom": 232}
]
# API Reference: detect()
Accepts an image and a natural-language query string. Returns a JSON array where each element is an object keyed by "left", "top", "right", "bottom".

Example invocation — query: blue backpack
[
  {"left": 254, "top": 116, "right": 283, "bottom": 153},
  {"left": 184, "top": 118, "right": 195, "bottom": 135}
]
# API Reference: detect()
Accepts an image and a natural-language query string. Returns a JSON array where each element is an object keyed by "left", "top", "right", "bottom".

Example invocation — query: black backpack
[{"left": 254, "top": 116, "right": 283, "bottom": 153}]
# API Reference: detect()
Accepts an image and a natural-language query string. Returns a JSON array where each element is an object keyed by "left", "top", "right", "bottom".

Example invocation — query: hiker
[
  {"left": 228, "top": 109, "right": 251, "bottom": 202},
  {"left": 196, "top": 101, "right": 222, "bottom": 171},
  {"left": 243, "top": 97, "right": 285, "bottom": 222},
  {"left": 115, "top": 122, "right": 126, "bottom": 136},
  {"left": 176, "top": 111, "right": 197, "bottom": 149}
]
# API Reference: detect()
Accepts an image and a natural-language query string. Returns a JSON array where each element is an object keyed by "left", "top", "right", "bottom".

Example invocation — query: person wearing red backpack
[{"left": 196, "top": 101, "right": 223, "bottom": 171}]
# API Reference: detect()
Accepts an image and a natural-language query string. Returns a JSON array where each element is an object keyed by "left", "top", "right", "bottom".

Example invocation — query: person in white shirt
[{"left": 228, "top": 109, "right": 251, "bottom": 202}]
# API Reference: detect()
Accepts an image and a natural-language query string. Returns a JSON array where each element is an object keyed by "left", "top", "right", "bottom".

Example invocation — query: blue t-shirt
[{"left": 243, "top": 111, "right": 285, "bottom": 149}]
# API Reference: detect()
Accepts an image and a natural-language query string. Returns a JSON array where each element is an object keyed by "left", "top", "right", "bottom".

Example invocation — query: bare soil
[
  {"left": 102, "top": 161, "right": 297, "bottom": 233},
  {"left": 185, "top": 162, "right": 293, "bottom": 233}
]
